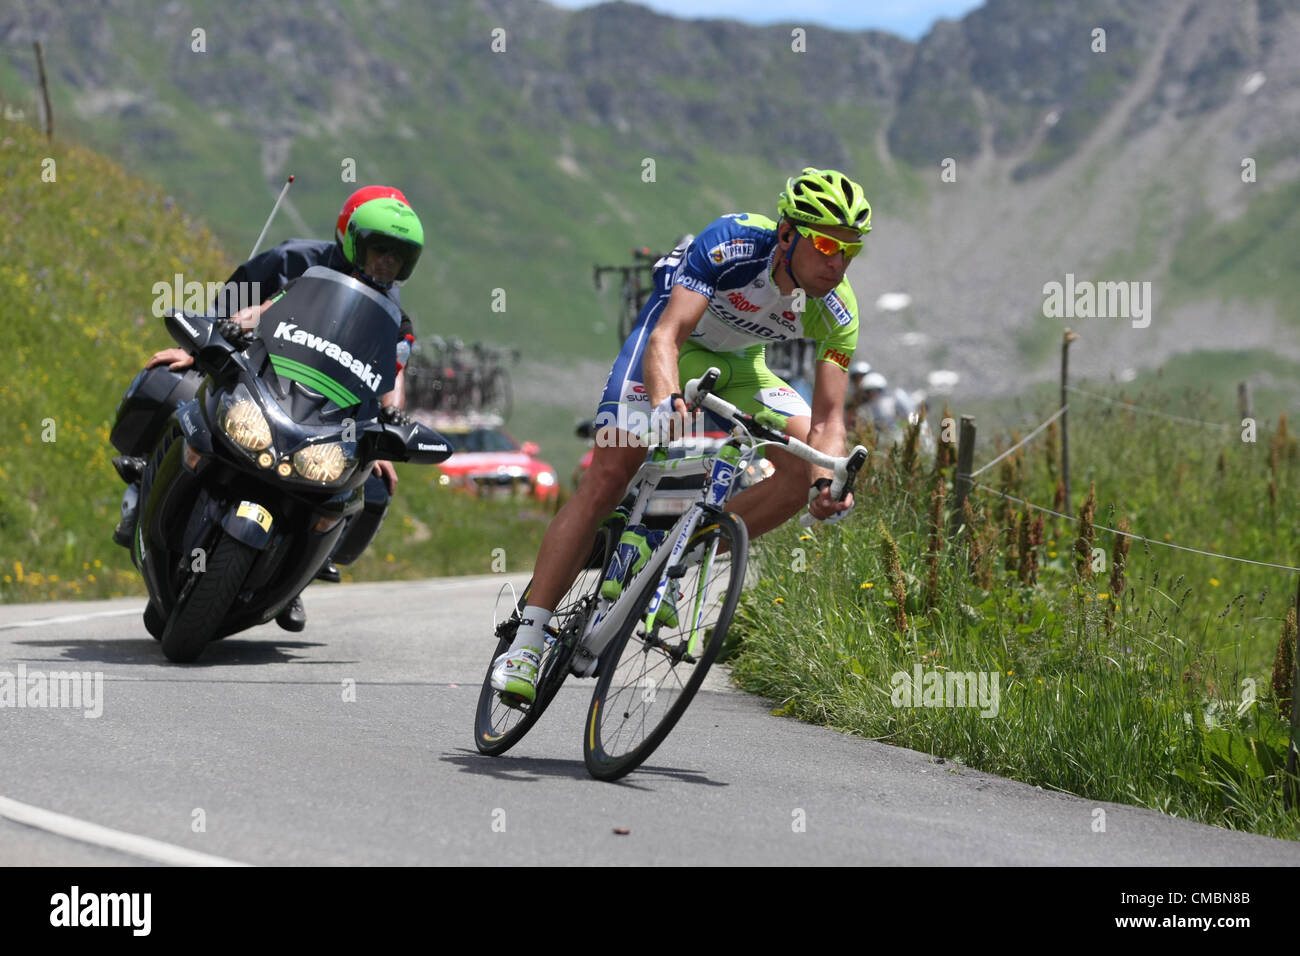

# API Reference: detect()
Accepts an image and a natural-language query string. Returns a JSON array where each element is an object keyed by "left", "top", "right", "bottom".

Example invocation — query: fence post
[
  {"left": 948, "top": 415, "right": 976, "bottom": 540},
  {"left": 33, "top": 41, "right": 53, "bottom": 141},
  {"left": 1238, "top": 381, "right": 1252, "bottom": 421},
  {"left": 1060, "top": 329, "right": 1078, "bottom": 512},
  {"left": 1287, "top": 572, "right": 1300, "bottom": 809}
]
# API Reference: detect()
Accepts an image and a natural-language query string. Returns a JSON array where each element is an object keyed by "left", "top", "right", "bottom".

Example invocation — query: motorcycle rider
[{"left": 112, "top": 187, "right": 424, "bottom": 632}]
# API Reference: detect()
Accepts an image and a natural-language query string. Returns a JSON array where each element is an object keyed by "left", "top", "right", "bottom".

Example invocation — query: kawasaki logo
[
  {"left": 417, "top": 443, "right": 448, "bottom": 452},
  {"left": 272, "top": 321, "right": 381, "bottom": 391}
]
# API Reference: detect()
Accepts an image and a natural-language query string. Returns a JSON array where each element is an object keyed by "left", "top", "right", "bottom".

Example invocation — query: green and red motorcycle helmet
[
  {"left": 335, "top": 185, "right": 409, "bottom": 243},
  {"left": 340, "top": 196, "right": 425, "bottom": 288}
]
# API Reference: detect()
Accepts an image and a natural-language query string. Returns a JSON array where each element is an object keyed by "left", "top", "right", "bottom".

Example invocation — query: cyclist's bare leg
[
  {"left": 524, "top": 434, "right": 646, "bottom": 613},
  {"left": 724, "top": 414, "right": 812, "bottom": 539}
]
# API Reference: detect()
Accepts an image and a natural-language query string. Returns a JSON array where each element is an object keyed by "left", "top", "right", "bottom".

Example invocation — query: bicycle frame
[{"left": 573, "top": 380, "right": 863, "bottom": 666}]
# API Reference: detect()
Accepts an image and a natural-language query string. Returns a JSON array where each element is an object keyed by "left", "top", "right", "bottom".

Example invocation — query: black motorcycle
[{"left": 110, "top": 267, "right": 451, "bottom": 662}]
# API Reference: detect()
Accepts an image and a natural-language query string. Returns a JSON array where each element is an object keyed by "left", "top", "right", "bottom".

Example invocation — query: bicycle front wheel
[
  {"left": 474, "top": 517, "right": 622, "bottom": 756},
  {"left": 583, "top": 511, "right": 748, "bottom": 781}
]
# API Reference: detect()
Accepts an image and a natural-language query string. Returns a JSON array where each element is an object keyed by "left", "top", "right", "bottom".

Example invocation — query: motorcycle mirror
[
  {"left": 360, "top": 422, "right": 452, "bottom": 465},
  {"left": 405, "top": 423, "right": 453, "bottom": 465},
  {"left": 165, "top": 310, "right": 213, "bottom": 351},
  {"left": 165, "top": 310, "right": 237, "bottom": 376}
]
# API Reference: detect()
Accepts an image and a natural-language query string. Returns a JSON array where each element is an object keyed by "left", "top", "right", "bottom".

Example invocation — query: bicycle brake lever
[
  {"left": 830, "top": 446, "right": 869, "bottom": 501},
  {"left": 684, "top": 367, "right": 721, "bottom": 411}
]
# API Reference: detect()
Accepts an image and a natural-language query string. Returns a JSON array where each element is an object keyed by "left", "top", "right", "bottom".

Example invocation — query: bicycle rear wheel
[
  {"left": 474, "top": 518, "right": 622, "bottom": 756},
  {"left": 583, "top": 511, "right": 748, "bottom": 781}
]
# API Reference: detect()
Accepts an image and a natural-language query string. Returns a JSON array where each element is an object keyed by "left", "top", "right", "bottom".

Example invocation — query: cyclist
[
  {"left": 491, "top": 167, "right": 871, "bottom": 704},
  {"left": 112, "top": 188, "right": 424, "bottom": 631}
]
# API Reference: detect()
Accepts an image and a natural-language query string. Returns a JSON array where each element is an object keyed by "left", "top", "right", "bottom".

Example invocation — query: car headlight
[
  {"left": 536, "top": 471, "right": 557, "bottom": 487},
  {"left": 218, "top": 385, "right": 272, "bottom": 451},
  {"left": 293, "top": 442, "right": 350, "bottom": 482}
]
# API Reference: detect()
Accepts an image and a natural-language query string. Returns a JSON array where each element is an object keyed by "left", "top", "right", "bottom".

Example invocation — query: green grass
[{"left": 730, "top": 385, "right": 1300, "bottom": 840}]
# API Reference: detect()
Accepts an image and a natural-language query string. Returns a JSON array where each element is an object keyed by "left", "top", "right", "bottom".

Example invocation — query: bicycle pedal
[{"left": 497, "top": 691, "right": 531, "bottom": 711}]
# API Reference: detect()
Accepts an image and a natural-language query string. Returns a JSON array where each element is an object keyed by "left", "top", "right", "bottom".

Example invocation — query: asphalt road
[{"left": 1, "top": 576, "right": 1297, "bottom": 866}]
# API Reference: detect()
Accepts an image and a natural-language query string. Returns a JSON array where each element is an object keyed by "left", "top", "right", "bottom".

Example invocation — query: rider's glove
[
  {"left": 808, "top": 477, "right": 853, "bottom": 524},
  {"left": 379, "top": 404, "right": 411, "bottom": 427},
  {"left": 649, "top": 392, "right": 686, "bottom": 444},
  {"left": 214, "top": 317, "right": 255, "bottom": 350}
]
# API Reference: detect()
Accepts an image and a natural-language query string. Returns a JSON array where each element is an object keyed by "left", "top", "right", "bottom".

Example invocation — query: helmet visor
[{"left": 354, "top": 230, "right": 423, "bottom": 283}]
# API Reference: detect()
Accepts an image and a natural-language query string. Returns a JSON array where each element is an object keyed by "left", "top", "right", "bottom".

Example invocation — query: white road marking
[
  {"left": 0, "top": 608, "right": 143, "bottom": 630},
  {"left": 0, "top": 795, "right": 251, "bottom": 867}
]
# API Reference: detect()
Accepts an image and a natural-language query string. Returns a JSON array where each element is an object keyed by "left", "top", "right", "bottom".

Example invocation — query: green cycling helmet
[
  {"left": 778, "top": 167, "right": 872, "bottom": 233},
  {"left": 342, "top": 197, "right": 424, "bottom": 285}
]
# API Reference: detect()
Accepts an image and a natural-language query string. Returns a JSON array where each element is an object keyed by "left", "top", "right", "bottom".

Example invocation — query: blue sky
[{"left": 543, "top": 1, "right": 987, "bottom": 40}]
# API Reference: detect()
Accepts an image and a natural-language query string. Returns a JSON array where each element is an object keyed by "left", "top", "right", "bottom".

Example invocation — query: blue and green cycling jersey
[{"left": 666, "top": 212, "right": 859, "bottom": 370}]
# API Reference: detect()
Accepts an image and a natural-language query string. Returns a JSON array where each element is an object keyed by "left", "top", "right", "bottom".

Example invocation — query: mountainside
[{"left": 3, "top": 0, "right": 1298, "bottom": 416}]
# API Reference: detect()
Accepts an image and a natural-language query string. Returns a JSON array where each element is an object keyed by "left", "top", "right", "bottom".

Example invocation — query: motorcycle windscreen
[{"left": 257, "top": 266, "right": 399, "bottom": 407}]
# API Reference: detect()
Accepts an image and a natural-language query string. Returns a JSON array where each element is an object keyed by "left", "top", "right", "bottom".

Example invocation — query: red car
[{"left": 418, "top": 413, "right": 559, "bottom": 502}]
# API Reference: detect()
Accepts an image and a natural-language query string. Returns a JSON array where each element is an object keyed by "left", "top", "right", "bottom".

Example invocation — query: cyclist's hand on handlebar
[
  {"left": 808, "top": 478, "right": 854, "bottom": 524},
  {"left": 650, "top": 392, "right": 691, "bottom": 442}
]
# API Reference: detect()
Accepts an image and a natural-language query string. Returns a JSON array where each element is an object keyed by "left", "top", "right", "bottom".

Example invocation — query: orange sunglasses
[{"left": 793, "top": 224, "right": 864, "bottom": 260}]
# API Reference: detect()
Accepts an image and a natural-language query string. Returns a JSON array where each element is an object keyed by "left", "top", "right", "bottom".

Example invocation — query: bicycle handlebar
[{"left": 683, "top": 367, "right": 868, "bottom": 517}]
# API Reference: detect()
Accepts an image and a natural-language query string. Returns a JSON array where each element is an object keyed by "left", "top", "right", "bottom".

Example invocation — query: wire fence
[
  {"left": 1063, "top": 385, "right": 1235, "bottom": 431},
  {"left": 962, "top": 387, "right": 1296, "bottom": 576},
  {"left": 971, "top": 482, "right": 1300, "bottom": 575},
  {"left": 969, "top": 405, "right": 1068, "bottom": 479}
]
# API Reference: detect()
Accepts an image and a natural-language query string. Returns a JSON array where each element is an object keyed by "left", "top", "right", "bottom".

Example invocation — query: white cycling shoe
[{"left": 490, "top": 645, "right": 542, "bottom": 706}]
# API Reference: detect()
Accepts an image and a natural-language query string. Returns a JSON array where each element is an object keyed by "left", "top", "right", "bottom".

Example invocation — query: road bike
[{"left": 473, "top": 367, "right": 868, "bottom": 780}]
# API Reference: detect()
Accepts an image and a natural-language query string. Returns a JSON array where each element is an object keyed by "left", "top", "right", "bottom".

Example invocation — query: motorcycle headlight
[
  {"left": 293, "top": 442, "right": 350, "bottom": 483},
  {"left": 219, "top": 386, "right": 272, "bottom": 451}
]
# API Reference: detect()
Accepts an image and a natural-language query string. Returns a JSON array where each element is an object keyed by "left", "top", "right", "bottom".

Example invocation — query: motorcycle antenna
[{"left": 248, "top": 174, "right": 295, "bottom": 260}]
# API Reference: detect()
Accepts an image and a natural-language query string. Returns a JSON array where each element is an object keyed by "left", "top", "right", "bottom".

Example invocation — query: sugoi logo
[
  {"left": 727, "top": 291, "right": 761, "bottom": 313},
  {"left": 272, "top": 321, "right": 381, "bottom": 391}
]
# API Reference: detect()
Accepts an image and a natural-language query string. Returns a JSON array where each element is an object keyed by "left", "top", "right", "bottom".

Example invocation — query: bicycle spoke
[{"left": 587, "top": 520, "right": 744, "bottom": 772}]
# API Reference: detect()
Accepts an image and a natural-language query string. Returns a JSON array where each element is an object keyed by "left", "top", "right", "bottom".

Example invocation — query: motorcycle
[{"left": 109, "top": 267, "right": 451, "bottom": 662}]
